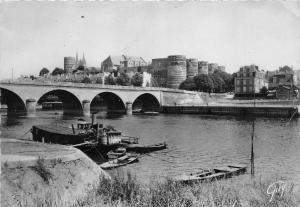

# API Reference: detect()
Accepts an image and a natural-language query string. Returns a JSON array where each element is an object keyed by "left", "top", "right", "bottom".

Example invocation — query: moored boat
[
  {"left": 174, "top": 165, "right": 247, "bottom": 184},
  {"left": 100, "top": 154, "right": 139, "bottom": 170},
  {"left": 31, "top": 121, "right": 100, "bottom": 145},
  {"left": 124, "top": 142, "right": 167, "bottom": 153},
  {"left": 121, "top": 136, "right": 139, "bottom": 144},
  {"left": 31, "top": 119, "right": 127, "bottom": 147},
  {"left": 107, "top": 147, "right": 126, "bottom": 159}
]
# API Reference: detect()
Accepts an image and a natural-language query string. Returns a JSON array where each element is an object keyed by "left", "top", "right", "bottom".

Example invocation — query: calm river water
[{"left": 1, "top": 110, "right": 300, "bottom": 183}]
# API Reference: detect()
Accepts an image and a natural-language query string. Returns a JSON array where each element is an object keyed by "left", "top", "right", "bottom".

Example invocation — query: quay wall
[
  {"left": 161, "top": 90, "right": 205, "bottom": 106},
  {"left": 1, "top": 139, "right": 109, "bottom": 207},
  {"left": 162, "top": 105, "right": 299, "bottom": 118}
]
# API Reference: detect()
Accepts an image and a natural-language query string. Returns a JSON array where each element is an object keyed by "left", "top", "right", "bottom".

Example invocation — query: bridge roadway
[{"left": 0, "top": 81, "right": 203, "bottom": 116}]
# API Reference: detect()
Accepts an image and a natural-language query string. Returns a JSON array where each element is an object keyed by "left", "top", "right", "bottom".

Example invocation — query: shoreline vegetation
[
  {"left": 16, "top": 170, "right": 300, "bottom": 207},
  {"left": 73, "top": 172, "right": 300, "bottom": 207}
]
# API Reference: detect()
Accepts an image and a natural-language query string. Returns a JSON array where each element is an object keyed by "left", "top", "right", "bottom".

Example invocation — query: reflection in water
[{"left": 1, "top": 109, "right": 300, "bottom": 184}]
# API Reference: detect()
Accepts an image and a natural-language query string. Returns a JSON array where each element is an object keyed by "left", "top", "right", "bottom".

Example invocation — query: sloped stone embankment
[{"left": 1, "top": 138, "right": 108, "bottom": 207}]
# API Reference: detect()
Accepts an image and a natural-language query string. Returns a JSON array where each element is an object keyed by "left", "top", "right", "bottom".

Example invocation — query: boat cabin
[
  {"left": 100, "top": 130, "right": 122, "bottom": 145},
  {"left": 77, "top": 122, "right": 93, "bottom": 130}
]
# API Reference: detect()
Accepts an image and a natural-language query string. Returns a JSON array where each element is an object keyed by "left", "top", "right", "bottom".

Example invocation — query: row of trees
[
  {"left": 39, "top": 67, "right": 144, "bottom": 86},
  {"left": 40, "top": 66, "right": 104, "bottom": 77},
  {"left": 179, "top": 70, "right": 234, "bottom": 93},
  {"left": 81, "top": 72, "right": 144, "bottom": 86},
  {"left": 39, "top": 67, "right": 64, "bottom": 76}
]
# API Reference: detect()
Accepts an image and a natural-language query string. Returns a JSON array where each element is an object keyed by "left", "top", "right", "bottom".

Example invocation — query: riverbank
[
  {"left": 162, "top": 105, "right": 299, "bottom": 118},
  {"left": 1, "top": 139, "right": 300, "bottom": 207},
  {"left": 27, "top": 171, "right": 300, "bottom": 207},
  {"left": 0, "top": 138, "right": 108, "bottom": 207}
]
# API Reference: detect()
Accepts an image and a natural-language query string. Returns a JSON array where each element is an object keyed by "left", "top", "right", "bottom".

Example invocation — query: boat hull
[
  {"left": 31, "top": 125, "right": 93, "bottom": 145},
  {"left": 100, "top": 155, "right": 139, "bottom": 170},
  {"left": 174, "top": 165, "right": 247, "bottom": 184},
  {"left": 124, "top": 142, "right": 167, "bottom": 153}
]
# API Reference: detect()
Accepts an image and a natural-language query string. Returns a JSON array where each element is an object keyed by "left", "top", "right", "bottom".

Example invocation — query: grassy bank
[
  {"left": 72, "top": 172, "right": 299, "bottom": 207},
  {"left": 8, "top": 165, "right": 299, "bottom": 207}
]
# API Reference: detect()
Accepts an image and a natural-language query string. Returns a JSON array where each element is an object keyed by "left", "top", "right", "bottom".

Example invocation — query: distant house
[
  {"left": 122, "top": 55, "right": 147, "bottom": 68},
  {"left": 268, "top": 73, "right": 295, "bottom": 90},
  {"left": 101, "top": 55, "right": 148, "bottom": 73},
  {"left": 266, "top": 68, "right": 299, "bottom": 99},
  {"left": 294, "top": 70, "right": 300, "bottom": 88},
  {"left": 234, "top": 65, "right": 268, "bottom": 97},
  {"left": 276, "top": 85, "right": 298, "bottom": 100}
]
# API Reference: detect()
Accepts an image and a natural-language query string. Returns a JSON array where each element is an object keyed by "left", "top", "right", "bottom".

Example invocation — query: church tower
[
  {"left": 75, "top": 52, "right": 79, "bottom": 66},
  {"left": 82, "top": 53, "right": 86, "bottom": 66},
  {"left": 74, "top": 52, "right": 87, "bottom": 69}
]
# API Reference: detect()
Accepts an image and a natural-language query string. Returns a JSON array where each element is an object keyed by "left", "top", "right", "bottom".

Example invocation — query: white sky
[{"left": 0, "top": 1, "right": 300, "bottom": 79}]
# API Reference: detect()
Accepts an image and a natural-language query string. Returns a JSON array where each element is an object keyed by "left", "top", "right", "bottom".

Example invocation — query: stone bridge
[{"left": 0, "top": 81, "right": 204, "bottom": 116}]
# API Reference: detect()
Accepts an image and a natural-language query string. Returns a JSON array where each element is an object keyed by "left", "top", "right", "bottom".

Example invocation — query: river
[{"left": 1, "top": 110, "right": 300, "bottom": 183}]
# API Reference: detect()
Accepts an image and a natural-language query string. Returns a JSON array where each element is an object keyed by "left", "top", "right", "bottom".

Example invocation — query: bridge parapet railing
[{"left": 0, "top": 79, "right": 197, "bottom": 94}]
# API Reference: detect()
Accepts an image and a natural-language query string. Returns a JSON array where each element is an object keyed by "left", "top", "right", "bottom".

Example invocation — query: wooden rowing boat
[
  {"left": 124, "top": 142, "right": 167, "bottom": 153},
  {"left": 100, "top": 154, "right": 139, "bottom": 170},
  {"left": 107, "top": 147, "right": 126, "bottom": 159},
  {"left": 174, "top": 165, "right": 247, "bottom": 184}
]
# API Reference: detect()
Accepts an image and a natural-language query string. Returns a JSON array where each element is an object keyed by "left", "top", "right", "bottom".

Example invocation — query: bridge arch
[
  {"left": 132, "top": 93, "right": 160, "bottom": 112},
  {"left": 0, "top": 88, "right": 26, "bottom": 112},
  {"left": 37, "top": 89, "right": 83, "bottom": 114},
  {"left": 90, "top": 92, "right": 125, "bottom": 114}
]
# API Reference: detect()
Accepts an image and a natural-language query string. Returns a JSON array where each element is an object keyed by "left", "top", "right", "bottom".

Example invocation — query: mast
[
  {"left": 251, "top": 70, "right": 256, "bottom": 178},
  {"left": 11, "top": 68, "right": 14, "bottom": 82}
]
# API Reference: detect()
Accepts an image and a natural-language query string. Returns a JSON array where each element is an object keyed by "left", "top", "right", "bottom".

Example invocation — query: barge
[{"left": 31, "top": 120, "right": 132, "bottom": 146}]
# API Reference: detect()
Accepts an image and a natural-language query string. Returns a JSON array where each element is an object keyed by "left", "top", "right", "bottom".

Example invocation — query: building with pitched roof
[
  {"left": 101, "top": 55, "right": 148, "bottom": 73},
  {"left": 234, "top": 65, "right": 268, "bottom": 96}
]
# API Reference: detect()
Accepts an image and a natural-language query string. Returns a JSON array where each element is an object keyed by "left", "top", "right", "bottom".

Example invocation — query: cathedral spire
[
  {"left": 82, "top": 52, "right": 86, "bottom": 66},
  {"left": 75, "top": 52, "right": 78, "bottom": 65}
]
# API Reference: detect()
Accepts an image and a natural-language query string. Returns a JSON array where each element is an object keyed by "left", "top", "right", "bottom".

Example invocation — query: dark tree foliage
[
  {"left": 213, "top": 70, "right": 234, "bottom": 92},
  {"left": 116, "top": 72, "right": 131, "bottom": 86},
  {"left": 105, "top": 75, "right": 116, "bottom": 85},
  {"left": 52, "top": 67, "right": 65, "bottom": 76},
  {"left": 76, "top": 65, "right": 85, "bottom": 71},
  {"left": 29, "top": 75, "right": 36, "bottom": 80},
  {"left": 88, "top": 67, "right": 99, "bottom": 74},
  {"left": 260, "top": 86, "right": 268, "bottom": 94},
  {"left": 81, "top": 77, "right": 91, "bottom": 84},
  {"left": 150, "top": 78, "right": 159, "bottom": 87},
  {"left": 179, "top": 78, "right": 196, "bottom": 91},
  {"left": 180, "top": 70, "right": 234, "bottom": 92},
  {"left": 96, "top": 77, "right": 103, "bottom": 84},
  {"left": 131, "top": 73, "right": 143, "bottom": 86},
  {"left": 227, "top": 77, "right": 235, "bottom": 92},
  {"left": 279, "top": 66, "right": 293, "bottom": 73},
  {"left": 39, "top": 68, "right": 50, "bottom": 76},
  {"left": 209, "top": 73, "right": 225, "bottom": 93},
  {"left": 193, "top": 74, "right": 214, "bottom": 92}
]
